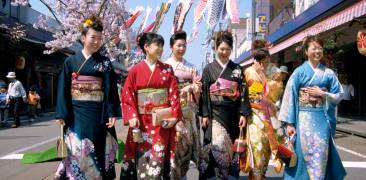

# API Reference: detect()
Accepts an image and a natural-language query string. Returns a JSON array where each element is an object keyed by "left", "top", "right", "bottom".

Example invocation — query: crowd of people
[{"left": 0, "top": 14, "right": 347, "bottom": 179}]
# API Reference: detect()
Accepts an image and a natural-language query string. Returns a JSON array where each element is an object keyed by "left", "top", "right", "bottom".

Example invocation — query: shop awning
[{"left": 269, "top": 0, "right": 366, "bottom": 55}]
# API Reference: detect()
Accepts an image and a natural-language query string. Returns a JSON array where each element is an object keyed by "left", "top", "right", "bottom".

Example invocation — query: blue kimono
[
  {"left": 279, "top": 61, "right": 346, "bottom": 180},
  {"left": 55, "top": 51, "right": 121, "bottom": 179}
]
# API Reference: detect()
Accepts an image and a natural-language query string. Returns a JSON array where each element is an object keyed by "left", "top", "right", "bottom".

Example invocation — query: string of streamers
[
  {"left": 188, "top": 0, "right": 208, "bottom": 42},
  {"left": 226, "top": 0, "right": 239, "bottom": 24},
  {"left": 172, "top": 0, "right": 192, "bottom": 34},
  {"left": 206, "top": 0, "right": 225, "bottom": 30},
  {"left": 124, "top": 6, "right": 143, "bottom": 28},
  {"left": 152, "top": 0, "right": 173, "bottom": 33},
  {"left": 137, "top": 6, "right": 152, "bottom": 34}
]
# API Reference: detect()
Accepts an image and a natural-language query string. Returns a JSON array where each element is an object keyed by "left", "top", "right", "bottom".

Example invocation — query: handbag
[
  {"left": 152, "top": 107, "right": 176, "bottom": 127},
  {"left": 56, "top": 125, "right": 67, "bottom": 158},
  {"left": 233, "top": 126, "right": 247, "bottom": 153},
  {"left": 277, "top": 136, "right": 297, "bottom": 167}
]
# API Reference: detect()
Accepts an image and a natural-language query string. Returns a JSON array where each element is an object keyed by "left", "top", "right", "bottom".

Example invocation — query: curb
[{"left": 336, "top": 127, "right": 366, "bottom": 138}]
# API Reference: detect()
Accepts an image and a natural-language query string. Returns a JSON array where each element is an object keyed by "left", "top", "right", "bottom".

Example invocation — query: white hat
[
  {"left": 279, "top": 66, "right": 288, "bottom": 74},
  {"left": 6, "top": 72, "right": 16, "bottom": 78}
]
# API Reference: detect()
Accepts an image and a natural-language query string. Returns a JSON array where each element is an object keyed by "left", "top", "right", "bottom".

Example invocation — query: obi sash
[
  {"left": 209, "top": 78, "right": 239, "bottom": 100},
  {"left": 298, "top": 87, "right": 326, "bottom": 108},
  {"left": 71, "top": 75, "right": 103, "bottom": 102},
  {"left": 137, "top": 88, "right": 169, "bottom": 114}
]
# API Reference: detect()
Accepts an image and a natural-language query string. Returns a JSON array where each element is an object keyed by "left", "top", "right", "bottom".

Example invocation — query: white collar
[
  {"left": 144, "top": 59, "right": 157, "bottom": 72},
  {"left": 217, "top": 59, "right": 229, "bottom": 69}
]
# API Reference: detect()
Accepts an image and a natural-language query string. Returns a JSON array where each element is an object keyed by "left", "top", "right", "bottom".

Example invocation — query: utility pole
[{"left": 252, "top": 0, "right": 256, "bottom": 41}]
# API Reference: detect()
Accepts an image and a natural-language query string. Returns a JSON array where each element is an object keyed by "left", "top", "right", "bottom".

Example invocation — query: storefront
[{"left": 235, "top": 0, "right": 366, "bottom": 115}]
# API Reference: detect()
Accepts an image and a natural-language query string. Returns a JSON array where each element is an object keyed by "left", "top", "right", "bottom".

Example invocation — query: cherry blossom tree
[{"left": 11, "top": 0, "right": 133, "bottom": 60}]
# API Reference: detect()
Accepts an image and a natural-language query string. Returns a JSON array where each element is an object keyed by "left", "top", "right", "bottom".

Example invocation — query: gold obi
[
  {"left": 298, "top": 89, "right": 325, "bottom": 108},
  {"left": 71, "top": 75, "right": 103, "bottom": 102},
  {"left": 137, "top": 88, "right": 169, "bottom": 114}
]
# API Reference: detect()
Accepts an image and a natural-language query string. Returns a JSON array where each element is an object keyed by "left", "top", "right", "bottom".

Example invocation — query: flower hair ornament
[{"left": 83, "top": 18, "right": 93, "bottom": 28}]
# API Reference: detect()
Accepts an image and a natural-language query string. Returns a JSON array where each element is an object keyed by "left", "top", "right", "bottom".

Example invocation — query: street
[{"left": 0, "top": 114, "right": 366, "bottom": 180}]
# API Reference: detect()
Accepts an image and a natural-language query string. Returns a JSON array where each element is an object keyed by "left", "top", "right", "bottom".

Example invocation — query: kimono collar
[
  {"left": 81, "top": 49, "right": 93, "bottom": 60},
  {"left": 216, "top": 59, "right": 230, "bottom": 69},
  {"left": 144, "top": 59, "right": 157, "bottom": 72},
  {"left": 307, "top": 60, "right": 321, "bottom": 71}
]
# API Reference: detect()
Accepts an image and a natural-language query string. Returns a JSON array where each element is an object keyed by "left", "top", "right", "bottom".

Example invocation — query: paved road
[{"left": 0, "top": 115, "right": 366, "bottom": 179}]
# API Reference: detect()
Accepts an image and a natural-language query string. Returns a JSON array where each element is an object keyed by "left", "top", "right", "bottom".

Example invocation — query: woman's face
[
  {"left": 171, "top": 39, "right": 186, "bottom": 59},
  {"left": 81, "top": 29, "right": 103, "bottom": 53},
  {"left": 254, "top": 57, "right": 270, "bottom": 72},
  {"left": 216, "top": 42, "right": 232, "bottom": 61},
  {"left": 305, "top": 41, "right": 323, "bottom": 62},
  {"left": 145, "top": 42, "right": 164, "bottom": 60}
]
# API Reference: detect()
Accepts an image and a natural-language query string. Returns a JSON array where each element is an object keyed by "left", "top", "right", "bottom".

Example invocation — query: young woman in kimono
[
  {"left": 279, "top": 35, "right": 346, "bottom": 180},
  {"left": 164, "top": 31, "right": 201, "bottom": 178},
  {"left": 199, "top": 31, "right": 251, "bottom": 179},
  {"left": 55, "top": 15, "right": 121, "bottom": 179},
  {"left": 120, "top": 32, "right": 181, "bottom": 179},
  {"left": 243, "top": 48, "right": 286, "bottom": 179}
]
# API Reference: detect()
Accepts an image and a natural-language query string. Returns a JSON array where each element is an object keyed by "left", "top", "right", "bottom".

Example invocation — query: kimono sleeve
[
  {"left": 56, "top": 59, "right": 72, "bottom": 124},
  {"left": 325, "top": 69, "right": 343, "bottom": 105},
  {"left": 239, "top": 67, "right": 251, "bottom": 116},
  {"left": 121, "top": 69, "right": 139, "bottom": 125},
  {"left": 200, "top": 66, "right": 211, "bottom": 118},
  {"left": 278, "top": 70, "right": 301, "bottom": 124},
  {"left": 105, "top": 68, "right": 122, "bottom": 118},
  {"left": 168, "top": 67, "right": 181, "bottom": 119}
]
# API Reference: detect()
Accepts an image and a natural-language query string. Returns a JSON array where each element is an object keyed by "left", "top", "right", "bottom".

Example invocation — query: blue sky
[{"left": 30, "top": 0, "right": 250, "bottom": 71}]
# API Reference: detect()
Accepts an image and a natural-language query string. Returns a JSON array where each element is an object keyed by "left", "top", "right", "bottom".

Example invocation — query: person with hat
[
  {"left": 0, "top": 80, "right": 9, "bottom": 127},
  {"left": 5, "top": 72, "right": 27, "bottom": 128}
]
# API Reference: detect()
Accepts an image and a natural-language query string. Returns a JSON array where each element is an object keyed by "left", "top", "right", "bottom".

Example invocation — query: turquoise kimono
[{"left": 279, "top": 61, "right": 346, "bottom": 180}]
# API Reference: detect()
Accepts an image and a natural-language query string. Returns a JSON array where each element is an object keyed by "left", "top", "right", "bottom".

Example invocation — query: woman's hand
[
  {"left": 303, "top": 86, "right": 326, "bottom": 98},
  {"left": 239, "top": 116, "right": 247, "bottom": 127},
  {"left": 128, "top": 118, "right": 139, "bottom": 128},
  {"left": 56, "top": 119, "right": 65, "bottom": 126},
  {"left": 161, "top": 118, "right": 177, "bottom": 129},
  {"left": 106, "top": 117, "right": 117, "bottom": 128},
  {"left": 286, "top": 124, "right": 296, "bottom": 136},
  {"left": 201, "top": 117, "right": 209, "bottom": 128}
]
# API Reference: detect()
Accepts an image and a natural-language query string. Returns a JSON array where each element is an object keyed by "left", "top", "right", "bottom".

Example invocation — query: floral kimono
[
  {"left": 200, "top": 60, "right": 251, "bottom": 179},
  {"left": 165, "top": 57, "right": 201, "bottom": 178},
  {"left": 279, "top": 61, "right": 346, "bottom": 180},
  {"left": 55, "top": 51, "right": 121, "bottom": 179},
  {"left": 243, "top": 64, "right": 285, "bottom": 178},
  {"left": 120, "top": 60, "right": 181, "bottom": 179}
]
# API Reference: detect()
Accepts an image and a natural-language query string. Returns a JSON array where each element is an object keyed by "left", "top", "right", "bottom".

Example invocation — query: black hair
[
  {"left": 215, "top": 31, "right": 233, "bottom": 49},
  {"left": 81, "top": 15, "right": 103, "bottom": 35},
  {"left": 303, "top": 35, "right": 324, "bottom": 53},
  {"left": 170, "top": 31, "right": 187, "bottom": 47},
  {"left": 253, "top": 48, "right": 270, "bottom": 61},
  {"left": 137, "top": 32, "right": 165, "bottom": 54}
]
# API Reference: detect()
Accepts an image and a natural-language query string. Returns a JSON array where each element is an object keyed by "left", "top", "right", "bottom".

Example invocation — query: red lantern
[
  {"left": 357, "top": 29, "right": 366, "bottom": 56},
  {"left": 15, "top": 56, "right": 25, "bottom": 70}
]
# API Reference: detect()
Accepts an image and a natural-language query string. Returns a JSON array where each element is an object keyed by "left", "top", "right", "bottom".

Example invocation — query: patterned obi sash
[
  {"left": 137, "top": 88, "right": 169, "bottom": 114},
  {"left": 209, "top": 78, "right": 239, "bottom": 101},
  {"left": 71, "top": 75, "right": 103, "bottom": 102},
  {"left": 298, "top": 87, "right": 326, "bottom": 108}
]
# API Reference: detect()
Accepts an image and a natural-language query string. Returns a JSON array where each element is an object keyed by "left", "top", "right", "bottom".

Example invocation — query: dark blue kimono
[{"left": 55, "top": 51, "right": 121, "bottom": 179}]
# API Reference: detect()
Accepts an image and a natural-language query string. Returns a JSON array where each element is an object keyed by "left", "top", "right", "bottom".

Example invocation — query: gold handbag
[{"left": 152, "top": 107, "right": 176, "bottom": 127}]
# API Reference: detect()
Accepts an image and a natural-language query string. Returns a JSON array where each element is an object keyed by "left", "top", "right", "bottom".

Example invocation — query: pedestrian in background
[
  {"left": 5, "top": 72, "right": 27, "bottom": 128},
  {"left": 0, "top": 81, "right": 9, "bottom": 127},
  {"left": 339, "top": 76, "right": 354, "bottom": 117},
  {"left": 27, "top": 86, "right": 40, "bottom": 122}
]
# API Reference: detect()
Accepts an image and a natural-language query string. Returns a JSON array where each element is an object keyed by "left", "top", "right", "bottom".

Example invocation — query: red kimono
[{"left": 120, "top": 60, "right": 181, "bottom": 179}]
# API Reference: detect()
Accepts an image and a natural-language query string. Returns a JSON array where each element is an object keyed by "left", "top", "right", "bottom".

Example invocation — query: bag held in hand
[
  {"left": 277, "top": 136, "right": 297, "bottom": 167},
  {"left": 233, "top": 126, "right": 247, "bottom": 153},
  {"left": 56, "top": 125, "right": 67, "bottom": 158},
  {"left": 152, "top": 107, "right": 176, "bottom": 127}
]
